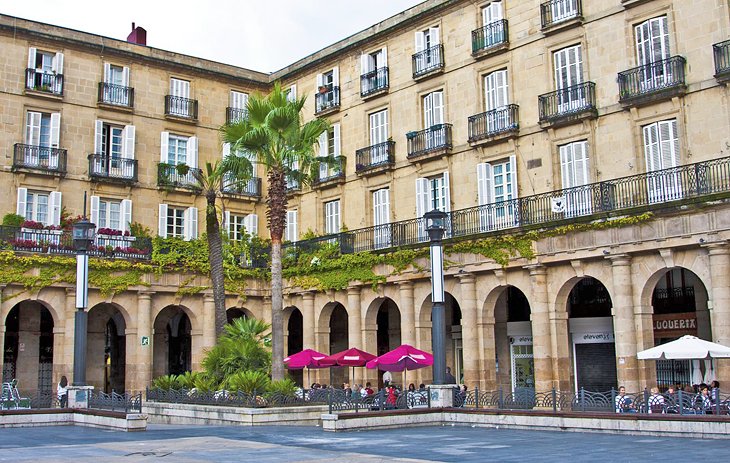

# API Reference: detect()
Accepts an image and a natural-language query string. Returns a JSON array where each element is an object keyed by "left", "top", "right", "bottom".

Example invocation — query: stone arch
[
  {"left": 416, "top": 291, "right": 463, "bottom": 384},
  {"left": 226, "top": 307, "right": 254, "bottom": 324},
  {"left": 488, "top": 286, "right": 534, "bottom": 392},
  {"left": 152, "top": 305, "right": 193, "bottom": 378},
  {"left": 283, "top": 306, "right": 304, "bottom": 385},
  {"left": 87, "top": 302, "right": 128, "bottom": 393}
]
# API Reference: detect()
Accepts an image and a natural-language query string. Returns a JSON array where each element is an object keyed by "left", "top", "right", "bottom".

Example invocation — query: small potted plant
[{"left": 175, "top": 163, "right": 190, "bottom": 176}]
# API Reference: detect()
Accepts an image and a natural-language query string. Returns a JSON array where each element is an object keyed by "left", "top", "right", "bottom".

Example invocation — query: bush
[
  {"left": 151, "top": 374, "right": 182, "bottom": 390},
  {"left": 223, "top": 370, "right": 270, "bottom": 394},
  {"left": 266, "top": 379, "right": 297, "bottom": 398},
  {"left": 2, "top": 213, "right": 25, "bottom": 227}
]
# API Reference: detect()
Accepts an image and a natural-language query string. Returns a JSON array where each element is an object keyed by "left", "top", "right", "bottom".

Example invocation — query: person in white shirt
[
  {"left": 57, "top": 375, "right": 68, "bottom": 408},
  {"left": 382, "top": 370, "right": 392, "bottom": 386}
]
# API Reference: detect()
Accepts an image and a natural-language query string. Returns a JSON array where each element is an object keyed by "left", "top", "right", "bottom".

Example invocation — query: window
[
  {"left": 286, "top": 84, "right": 297, "bottom": 102},
  {"left": 316, "top": 68, "right": 339, "bottom": 112},
  {"left": 373, "top": 188, "right": 390, "bottom": 248},
  {"left": 360, "top": 47, "right": 388, "bottom": 95},
  {"left": 168, "top": 135, "right": 188, "bottom": 165},
  {"left": 25, "top": 191, "right": 49, "bottom": 224},
  {"left": 26, "top": 48, "right": 63, "bottom": 93},
  {"left": 101, "top": 63, "right": 131, "bottom": 105},
  {"left": 160, "top": 133, "right": 197, "bottom": 168},
  {"left": 158, "top": 204, "right": 198, "bottom": 240},
  {"left": 17, "top": 188, "right": 61, "bottom": 226},
  {"left": 415, "top": 172, "right": 451, "bottom": 240},
  {"left": 635, "top": 16, "right": 672, "bottom": 88},
  {"left": 423, "top": 91, "right": 445, "bottom": 149},
  {"left": 553, "top": 44, "right": 585, "bottom": 110},
  {"left": 229, "top": 90, "right": 249, "bottom": 123},
  {"left": 477, "top": 156, "right": 518, "bottom": 231},
  {"left": 318, "top": 123, "right": 341, "bottom": 180},
  {"left": 414, "top": 26, "right": 441, "bottom": 74},
  {"left": 551, "top": 0, "right": 579, "bottom": 22},
  {"left": 24, "top": 111, "right": 61, "bottom": 168},
  {"left": 643, "top": 119, "right": 681, "bottom": 202},
  {"left": 369, "top": 109, "right": 389, "bottom": 163},
  {"left": 482, "top": 1, "right": 503, "bottom": 26},
  {"left": 226, "top": 213, "right": 257, "bottom": 241},
  {"left": 167, "top": 207, "right": 185, "bottom": 238},
  {"left": 484, "top": 69, "right": 509, "bottom": 131},
  {"left": 559, "top": 141, "right": 591, "bottom": 217},
  {"left": 324, "top": 200, "right": 341, "bottom": 234},
  {"left": 169, "top": 78, "right": 192, "bottom": 117},
  {"left": 285, "top": 210, "right": 298, "bottom": 242},
  {"left": 90, "top": 197, "right": 132, "bottom": 232}
]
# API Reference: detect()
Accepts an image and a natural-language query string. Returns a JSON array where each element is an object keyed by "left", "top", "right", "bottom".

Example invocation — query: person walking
[{"left": 57, "top": 376, "right": 68, "bottom": 408}]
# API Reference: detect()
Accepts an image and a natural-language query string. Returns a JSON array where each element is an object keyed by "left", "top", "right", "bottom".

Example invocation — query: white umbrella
[{"left": 637, "top": 335, "right": 730, "bottom": 360}]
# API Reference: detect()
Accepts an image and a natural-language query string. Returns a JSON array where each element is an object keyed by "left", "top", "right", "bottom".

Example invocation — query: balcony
[
  {"left": 226, "top": 107, "right": 248, "bottom": 124},
  {"left": 618, "top": 56, "right": 687, "bottom": 107},
  {"left": 360, "top": 68, "right": 389, "bottom": 98},
  {"left": 157, "top": 163, "right": 201, "bottom": 191},
  {"left": 13, "top": 144, "right": 67, "bottom": 175},
  {"left": 412, "top": 44, "right": 444, "bottom": 80},
  {"left": 98, "top": 82, "right": 134, "bottom": 108},
  {"left": 407, "top": 124, "right": 453, "bottom": 161},
  {"left": 313, "top": 157, "right": 346, "bottom": 188},
  {"left": 713, "top": 40, "right": 730, "bottom": 84},
  {"left": 286, "top": 176, "right": 301, "bottom": 194},
  {"left": 164, "top": 95, "right": 198, "bottom": 121},
  {"left": 540, "top": 0, "right": 582, "bottom": 32},
  {"left": 222, "top": 176, "right": 261, "bottom": 198},
  {"left": 88, "top": 154, "right": 137, "bottom": 183},
  {"left": 25, "top": 69, "right": 63, "bottom": 96},
  {"left": 315, "top": 86, "right": 340, "bottom": 115},
  {"left": 538, "top": 82, "right": 597, "bottom": 127},
  {"left": 472, "top": 20, "right": 509, "bottom": 57},
  {"left": 286, "top": 155, "right": 730, "bottom": 255},
  {"left": 468, "top": 105, "right": 519, "bottom": 145},
  {"left": 356, "top": 141, "right": 395, "bottom": 176}
]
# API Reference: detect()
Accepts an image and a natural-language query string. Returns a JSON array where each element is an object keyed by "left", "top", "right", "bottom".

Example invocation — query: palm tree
[
  {"left": 221, "top": 82, "right": 330, "bottom": 380},
  {"left": 192, "top": 157, "right": 252, "bottom": 338}
]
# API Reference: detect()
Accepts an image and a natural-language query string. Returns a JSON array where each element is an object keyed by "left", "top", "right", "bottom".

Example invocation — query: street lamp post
[
  {"left": 425, "top": 209, "right": 447, "bottom": 385},
  {"left": 72, "top": 217, "right": 95, "bottom": 386}
]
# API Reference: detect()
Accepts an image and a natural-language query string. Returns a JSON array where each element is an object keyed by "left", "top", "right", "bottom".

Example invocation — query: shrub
[
  {"left": 2, "top": 213, "right": 25, "bottom": 227},
  {"left": 151, "top": 374, "right": 182, "bottom": 390},
  {"left": 223, "top": 370, "right": 270, "bottom": 394},
  {"left": 266, "top": 379, "right": 297, "bottom": 398}
]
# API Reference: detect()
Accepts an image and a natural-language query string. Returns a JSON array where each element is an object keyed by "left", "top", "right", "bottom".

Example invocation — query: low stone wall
[
  {"left": 0, "top": 409, "right": 147, "bottom": 431},
  {"left": 143, "top": 402, "right": 328, "bottom": 426},
  {"left": 322, "top": 408, "right": 730, "bottom": 439}
]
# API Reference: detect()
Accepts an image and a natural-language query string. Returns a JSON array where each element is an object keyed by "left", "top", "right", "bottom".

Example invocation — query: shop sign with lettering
[{"left": 652, "top": 312, "right": 697, "bottom": 336}]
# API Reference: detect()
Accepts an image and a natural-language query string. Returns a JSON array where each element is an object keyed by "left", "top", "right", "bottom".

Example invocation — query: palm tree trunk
[
  {"left": 206, "top": 191, "right": 227, "bottom": 338},
  {"left": 268, "top": 168, "right": 287, "bottom": 381}
]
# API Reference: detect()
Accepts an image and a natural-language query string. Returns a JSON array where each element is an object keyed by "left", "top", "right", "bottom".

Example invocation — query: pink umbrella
[
  {"left": 320, "top": 347, "right": 376, "bottom": 384},
  {"left": 283, "top": 349, "right": 328, "bottom": 387},
  {"left": 366, "top": 344, "right": 433, "bottom": 372}
]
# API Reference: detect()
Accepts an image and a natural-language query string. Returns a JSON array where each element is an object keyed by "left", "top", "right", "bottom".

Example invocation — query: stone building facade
[{"left": 1, "top": 0, "right": 730, "bottom": 395}]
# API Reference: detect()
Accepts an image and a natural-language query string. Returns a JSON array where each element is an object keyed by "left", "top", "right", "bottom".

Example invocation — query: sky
[{"left": 1, "top": 0, "right": 425, "bottom": 73}]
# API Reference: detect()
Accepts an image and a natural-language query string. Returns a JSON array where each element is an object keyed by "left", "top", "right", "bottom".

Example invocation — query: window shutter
[
  {"left": 495, "top": 70, "right": 508, "bottom": 108},
  {"left": 94, "top": 120, "right": 104, "bottom": 154},
  {"left": 432, "top": 91, "right": 444, "bottom": 125},
  {"left": 333, "top": 123, "right": 341, "bottom": 157},
  {"left": 318, "top": 131, "right": 328, "bottom": 157},
  {"left": 90, "top": 195, "right": 100, "bottom": 226},
  {"left": 442, "top": 171, "right": 451, "bottom": 212},
  {"left": 184, "top": 207, "right": 198, "bottom": 240},
  {"left": 16, "top": 188, "right": 28, "bottom": 217},
  {"left": 122, "top": 125, "right": 135, "bottom": 159},
  {"left": 120, "top": 199, "right": 132, "bottom": 233},
  {"left": 381, "top": 46, "right": 388, "bottom": 67},
  {"left": 415, "top": 178, "right": 430, "bottom": 217},
  {"left": 224, "top": 211, "right": 231, "bottom": 237},
  {"left": 332, "top": 67, "right": 339, "bottom": 87},
  {"left": 244, "top": 214, "right": 258, "bottom": 236},
  {"left": 286, "top": 210, "right": 298, "bottom": 242},
  {"left": 415, "top": 31, "right": 425, "bottom": 53},
  {"left": 508, "top": 155, "right": 518, "bottom": 200},
  {"left": 27, "top": 47, "right": 37, "bottom": 69},
  {"left": 50, "top": 113, "right": 61, "bottom": 148},
  {"left": 635, "top": 21, "right": 650, "bottom": 67},
  {"left": 360, "top": 53, "right": 369, "bottom": 76},
  {"left": 122, "top": 66, "right": 130, "bottom": 87},
  {"left": 560, "top": 144, "right": 573, "bottom": 188},
  {"left": 574, "top": 142, "right": 589, "bottom": 186},
  {"left": 52, "top": 52, "right": 64, "bottom": 75},
  {"left": 423, "top": 92, "right": 433, "bottom": 127},
  {"left": 160, "top": 132, "right": 169, "bottom": 163},
  {"left": 188, "top": 136, "right": 198, "bottom": 168},
  {"left": 158, "top": 204, "right": 168, "bottom": 238},
  {"left": 658, "top": 119, "right": 679, "bottom": 168},
  {"left": 430, "top": 27, "right": 440, "bottom": 46},
  {"left": 650, "top": 16, "right": 670, "bottom": 62},
  {"left": 287, "top": 84, "right": 297, "bottom": 101},
  {"left": 49, "top": 191, "right": 62, "bottom": 226},
  {"left": 26, "top": 112, "right": 41, "bottom": 145},
  {"left": 643, "top": 123, "right": 661, "bottom": 172},
  {"left": 316, "top": 73, "right": 323, "bottom": 88},
  {"left": 477, "top": 162, "right": 493, "bottom": 205},
  {"left": 103, "top": 63, "right": 111, "bottom": 83}
]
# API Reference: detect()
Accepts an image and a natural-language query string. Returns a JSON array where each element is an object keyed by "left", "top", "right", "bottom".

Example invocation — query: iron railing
[
  {"left": 468, "top": 104, "right": 519, "bottom": 143},
  {"left": 356, "top": 141, "right": 395, "bottom": 173},
  {"left": 360, "top": 67, "right": 389, "bottom": 97},
  {"left": 13, "top": 144, "right": 67, "bottom": 174},
  {"left": 284, "top": 155, "right": 730, "bottom": 256},
  {"left": 98, "top": 82, "right": 134, "bottom": 107},
  {"left": 540, "top": 0, "right": 582, "bottom": 29},
  {"left": 165, "top": 95, "right": 198, "bottom": 119},
  {"left": 618, "top": 56, "right": 687, "bottom": 104},
  {"left": 472, "top": 19, "right": 509, "bottom": 55},
  {"left": 714, "top": 40, "right": 730, "bottom": 80},
  {"left": 412, "top": 44, "right": 445, "bottom": 78},
  {"left": 315, "top": 86, "right": 340, "bottom": 114},
  {"left": 226, "top": 107, "right": 248, "bottom": 123},
  {"left": 88, "top": 390, "right": 142, "bottom": 413},
  {"left": 88, "top": 154, "right": 137, "bottom": 182},
  {"left": 222, "top": 176, "right": 261, "bottom": 197},
  {"left": 538, "top": 81, "right": 596, "bottom": 124},
  {"left": 314, "top": 157, "right": 346, "bottom": 184},
  {"left": 157, "top": 163, "right": 202, "bottom": 191},
  {"left": 147, "top": 387, "right": 329, "bottom": 408},
  {"left": 407, "top": 124, "right": 453, "bottom": 159},
  {"left": 0, "top": 226, "right": 152, "bottom": 259},
  {"left": 25, "top": 69, "right": 63, "bottom": 95}
]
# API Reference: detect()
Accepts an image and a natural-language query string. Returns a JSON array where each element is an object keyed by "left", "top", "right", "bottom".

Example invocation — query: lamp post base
[
  {"left": 66, "top": 385, "right": 94, "bottom": 409},
  {"left": 428, "top": 384, "right": 454, "bottom": 407}
]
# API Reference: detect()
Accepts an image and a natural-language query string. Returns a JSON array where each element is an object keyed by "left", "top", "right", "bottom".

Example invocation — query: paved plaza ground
[{"left": 0, "top": 423, "right": 723, "bottom": 462}]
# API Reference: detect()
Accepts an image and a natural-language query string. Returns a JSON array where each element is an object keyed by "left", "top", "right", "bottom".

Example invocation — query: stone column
[
  {"left": 64, "top": 289, "right": 77, "bottom": 383},
  {"left": 705, "top": 243, "right": 730, "bottom": 381},
  {"left": 528, "top": 265, "right": 556, "bottom": 391},
  {"left": 301, "top": 292, "right": 316, "bottom": 350},
  {"left": 608, "top": 254, "right": 639, "bottom": 392},
  {"left": 347, "top": 286, "right": 362, "bottom": 348},
  {"left": 478, "top": 314, "right": 497, "bottom": 390},
  {"left": 202, "top": 293, "right": 216, "bottom": 347},
  {"left": 457, "top": 273, "right": 480, "bottom": 388},
  {"left": 398, "top": 281, "right": 416, "bottom": 347},
  {"left": 135, "top": 291, "right": 153, "bottom": 392}
]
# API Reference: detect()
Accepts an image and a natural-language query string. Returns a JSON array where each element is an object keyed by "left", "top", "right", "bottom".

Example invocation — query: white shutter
[
  {"left": 188, "top": 136, "right": 198, "bottom": 168},
  {"left": 318, "top": 131, "right": 328, "bottom": 179},
  {"left": 574, "top": 142, "right": 589, "bottom": 186},
  {"left": 184, "top": 207, "right": 198, "bottom": 240},
  {"left": 120, "top": 199, "right": 132, "bottom": 233},
  {"left": 477, "top": 163, "right": 493, "bottom": 205},
  {"left": 158, "top": 204, "right": 168, "bottom": 238},
  {"left": 25, "top": 112, "right": 41, "bottom": 145},
  {"left": 483, "top": 2, "right": 503, "bottom": 24},
  {"left": 122, "top": 125, "right": 135, "bottom": 159},
  {"left": 244, "top": 214, "right": 258, "bottom": 237},
  {"left": 381, "top": 46, "right": 388, "bottom": 67},
  {"left": 287, "top": 84, "right": 297, "bottom": 101},
  {"left": 89, "top": 195, "right": 100, "bottom": 226},
  {"left": 16, "top": 188, "right": 28, "bottom": 217},
  {"left": 560, "top": 144, "right": 573, "bottom": 188},
  {"left": 554, "top": 45, "right": 583, "bottom": 89},
  {"left": 508, "top": 155, "right": 518, "bottom": 201},
  {"left": 649, "top": 16, "right": 670, "bottom": 62},
  {"left": 442, "top": 171, "right": 451, "bottom": 212},
  {"left": 316, "top": 73, "right": 323, "bottom": 88},
  {"left": 495, "top": 70, "right": 509, "bottom": 108},
  {"left": 49, "top": 191, "right": 62, "bottom": 226},
  {"left": 432, "top": 91, "right": 444, "bottom": 125},
  {"left": 52, "top": 52, "right": 64, "bottom": 75},
  {"left": 122, "top": 66, "right": 130, "bottom": 87},
  {"left": 423, "top": 93, "right": 433, "bottom": 127},
  {"left": 658, "top": 119, "right": 679, "bottom": 168},
  {"left": 430, "top": 27, "right": 440, "bottom": 46},
  {"left": 94, "top": 120, "right": 104, "bottom": 154},
  {"left": 333, "top": 123, "right": 341, "bottom": 157},
  {"left": 27, "top": 47, "right": 37, "bottom": 69},
  {"left": 373, "top": 188, "right": 390, "bottom": 226},
  {"left": 643, "top": 123, "right": 661, "bottom": 172},
  {"left": 415, "top": 178, "right": 430, "bottom": 217},
  {"left": 160, "top": 132, "right": 170, "bottom": 163},
  {"left": 222, "top": 142, "right": 231, "bottom": 159},
  {"left": 286, "top": 210, "right": 298, "bottom": 242},
  {"left": 224, "top": 211, "right": 231, "bottom": 237},
  {"left": 50, "top": 113, "right": 61, "bottom": 148},
  {"left": 415, "top": 31, "right": 425, "bottom": 52},
  {"left": 332, "top": 66, "right": 339, "bottom": 87},
  {"left": 103, "top": 63, "right": 111, "bottom": 83}
]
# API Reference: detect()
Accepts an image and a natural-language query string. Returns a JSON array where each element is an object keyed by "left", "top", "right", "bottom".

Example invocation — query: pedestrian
[
  {"left": 445, "top": 367, "right": 456, "bottom": 384},
  {"left": 382, "top": 370, "right": 392, "bottom": 386},
  {"left": 57, "top": 375, "right": 68, "bottom": 408}
]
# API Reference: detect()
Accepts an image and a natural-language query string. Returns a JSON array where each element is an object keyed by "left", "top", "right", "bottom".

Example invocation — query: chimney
[{"left": 127, "top": 22, "right": 147, "bottom": 46}]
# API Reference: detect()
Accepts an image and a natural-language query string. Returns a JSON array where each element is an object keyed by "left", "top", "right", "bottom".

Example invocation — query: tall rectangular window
[
  {"left": 559, "top": 141, "right": 591, "bottom": 217},
  {"left": 25, "top": 191, "right": 49, "bottom": 224},
  {"left": 168, "top": 135, "right": 188, "bottom": 165},
  {"left": 98, "top": 199, "right": 122, "bottom": 230},
  {"left": 285, "top": 210, "right": 298, "bottom": 242},
  {"left": 325, "top": 200, "right": 341, "bottom": 234},
  {"left": 477, "top": 156, "right": 518, "bottom": 231},
  {"left": 167, "top": 207, "right": 186, "bottom": 238},
  {"left": 643, "top": 119, "right": 681, "bottom": 202},
  {"left": 373, "top": 188, "right": 390, "bottom": 248},
  {"left": 228, "top": 214, "right": 247, "bottom": 241}
]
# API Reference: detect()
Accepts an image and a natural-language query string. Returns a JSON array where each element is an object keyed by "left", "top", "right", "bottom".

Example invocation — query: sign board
[
  {"left": 652, "top": 312, "right": 697, "bottom": 337},
  {"left": 141, "top": 336, "right": 150, "bottom": 346}
]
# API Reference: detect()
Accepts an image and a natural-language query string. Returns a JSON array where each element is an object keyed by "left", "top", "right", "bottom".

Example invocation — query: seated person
[
  {"left": 648, "top": 386, "right": 665, "bottom": 413},
  {"left": 615, "top": 386, "right": 635, "bottom": 413}
]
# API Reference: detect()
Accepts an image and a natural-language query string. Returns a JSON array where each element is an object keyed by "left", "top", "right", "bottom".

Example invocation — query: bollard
[{"left": 328, "top": 388, "right": 332, "bottom": 414}]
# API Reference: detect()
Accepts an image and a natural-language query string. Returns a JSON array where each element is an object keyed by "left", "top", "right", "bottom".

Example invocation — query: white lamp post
[
  {"left": 72, "top": 217, "right": 95, "bottom": 386},
  {"left": 424, "top": 209, "right": 447, "bottom": 385}
]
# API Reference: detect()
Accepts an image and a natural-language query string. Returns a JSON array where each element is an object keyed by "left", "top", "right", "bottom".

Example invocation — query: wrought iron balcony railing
[
  {"left": 226, "top": 107, "right": 248, "bottom": 124},
  {"left": 88, "top": 154, "right": 137, "bottom": 182},
  {"left": 618, "top": 56, "right": 687, "bottom": 104},
  {"left": 412, "top": 44, "right": 445, "bottom": 79},
  {"left": 315, "top": 86, "right": 340, "bottom": 114},
  {"left": 540, "top": 0, "right": 582, "bottom": 29},
  {"left": 356, "top": 141, "right": 395, "bottom": 173},
  {"left": 165, "top": 95, "right": 198, "bottom": 119},
  {"left": 25, "top": 69, "right": 63, "bottom": 95},
  {"left": 407, "top": 124, "right": 453, "bottom": 159},
  {"left": 222, "top": 176, "right": 261, "bottom": 197},
  {"left": 472, "top": 19, "right": 509, "bottom": 55},
  {"left": 714, "top": 40, "right": 730, "bottom": 81},
  {"left": 98, "top": 82, "right": 134, "bottom": 107},
  {"left": 468, "top": 105, "right": 519, "bottom": 143},
  {"left": 157, "top": 163, "right": 202, "bottom": 191},
  {"left": 0, "top": 226, "right": 151, "bottom": 260},
  {"left": 360, "top": 67, "right": 389, "bottom": 97},
  {"left": 13, "top": 144, "right": 67, "bottom": 174},
  {"left": 538, "top": 82, "right": 596, "bottom": 124},
  {"left": 314, "top": 157, "right": 346, "bottom": 185},
  {"left": 283, "top": 155, "right": 730, "bottom": 256}
]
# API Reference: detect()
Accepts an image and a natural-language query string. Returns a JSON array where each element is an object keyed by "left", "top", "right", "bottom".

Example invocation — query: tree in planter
[{"left": 221, "top": 81, "right": 331, "bottom": 381}]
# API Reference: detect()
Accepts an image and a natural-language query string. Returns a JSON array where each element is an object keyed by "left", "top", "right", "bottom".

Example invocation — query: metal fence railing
[
  {"left": 538, "top": 81, "right": 596, "bottom": 123},
  {"left": 412, "top": 44, "right": 445, "bottom": 78},
  {"left": 88, "top": 390, "right": 142, "bottom": 413},
  {"left": 468, "top": 104, "right": 519, "bottom": 143},
  {"left": 165, "top": 95, "right": 198, "bottom": 119},
  {"left": 361, "top": 67, "right": 389, "bottom": 97},
  {"left": 356, "top": 141, "right": 395, "bottom": 173},
  {"left": 157, "top": 162, "right": 202, "bottom": 190},
  {"left": 472, "top": 19, "right": 509, "bottom": 55},
  {"left": 13, "top": 143, "right": 67, "bottom": 174},
  {"left": 315, "top": 86, "right": 340, "bottom": 114},
  {"left": 618, "top": 56, "right": 687, "bottom": 103},
  {"left": 226, "top": 107, "right": 248, "bottom": 124},
  {"left": 714, "top": 39, "right": 730, "bottom": 79},
  {"left": 406, "top": 124, "right": 453, "bottom": 159},
  {"left": 88, "top": 154, "right": 137, "bottom": 182},
  {"left": 25, "top": 69, "right": 64, "bottom": 95},
  {"left": 540, "top": 0, "right": 582, "bottom": 29},
  {"left": 98, "top": 82, "right": 134, "bottom": 107}
]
